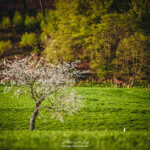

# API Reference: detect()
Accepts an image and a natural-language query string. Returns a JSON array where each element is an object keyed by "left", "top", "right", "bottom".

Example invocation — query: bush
[
  {"left": 24, "top": 15, "right": 36, "bottom": 29},
  {"left": 13, "top": 11, "right": 23, "bottom": 26},
  {"left": 20, "top": 32, "right": 37, "bottom": 48},
  {"left": 0, "top": 16, "right": 11, "bottom": 29},
  {"left": 40, "top": 32, "right": 47, "bottom": 43},
  {"left": 0, "top": 40, "right": 12, "bottom": 56},
  {"left": 36, "top": 12, "right": 44, "bottom": 23},
  {"left": 41, "top": 10, "right": 57, "bottom": 34}
]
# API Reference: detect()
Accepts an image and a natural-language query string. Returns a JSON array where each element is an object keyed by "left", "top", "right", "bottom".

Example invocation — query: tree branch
[
  {"left": 38, "top": 106, "right": 54, "bottom": 110},
  {"left": 38, "top": 106, "right": 70, "bottom": 113}
]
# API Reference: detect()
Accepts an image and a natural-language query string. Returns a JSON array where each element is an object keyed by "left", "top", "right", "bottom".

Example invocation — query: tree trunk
[
  {"left": 39, "top": 0, "right": 43, "bottom": 13},
  {"left": 22, "top": 0, "right": 27, "bottom": 13},
  {"left": 29, "top": 100, "right": 42, "bottom": 130},
  {"left": 29, "top": 108, "right": 39, "bottom": 130}
]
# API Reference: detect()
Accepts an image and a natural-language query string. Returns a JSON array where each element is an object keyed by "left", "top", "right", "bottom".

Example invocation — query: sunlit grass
[{"left": 0, "top": 86, "right": 150, "bottom": 149}]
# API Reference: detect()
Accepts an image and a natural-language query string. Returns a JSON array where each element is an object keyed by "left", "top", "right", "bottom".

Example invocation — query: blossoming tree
[{"left": 0, "top": 55, "right": 82, "bottom": 130}]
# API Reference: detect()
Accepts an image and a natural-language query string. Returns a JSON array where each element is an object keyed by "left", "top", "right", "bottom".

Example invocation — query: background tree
[
  {"left": 0, "top": 55, "right": 82, "bottom": 130},
  {"left": 39, "top": 0, "right": 150, "bottom": 85},
  {"left": 1, "top": 0, "right": 149, "bottom": 86},
  {"left": 89, "top": 13, "right": 128, "bottom": 79},
  {"left": 129, "top": 0, "right": 150, "bottom": 35},
  {"left": 113, "top": 33, "right": 150, "bottom": 86}
]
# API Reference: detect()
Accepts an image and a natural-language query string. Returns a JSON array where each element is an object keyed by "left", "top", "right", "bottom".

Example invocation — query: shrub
[
  {"left": 24, "top": 15, "right": 36, "bottom": 29},
  {"left": 0, "top": 40, "right": 12, "bottom": 56},
  {"left": 41, "top": 10, "right": 57, "bottom": 35},
  {"left": 0, "top": 16, "right": 11, "bottom": 29},
  {"left": 20, "top": 32, "right": 37, "bottom": 48},
  {"left": 40, "top": 32, "right": 47, "bottom": 43},
  {"left": 36, "top": 12, "right": 44, "bottom": 23},
  {"left": 13, "top": 11, "right": 23, "bottom": 26}
]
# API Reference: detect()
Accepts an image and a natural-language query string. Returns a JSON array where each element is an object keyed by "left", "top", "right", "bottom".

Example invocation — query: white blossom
[{"left": 0, "top": 55, "right": 83, "bottom": 123}]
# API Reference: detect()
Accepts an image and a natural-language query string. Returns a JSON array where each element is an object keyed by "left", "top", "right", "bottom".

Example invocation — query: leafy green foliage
[
  {"left": 0, "top": 40, "right": 12, "bottom": 56},
  {"left": 13, "top": 11, "right": 23, "bottom": 26},
  {"left": 114, "top": 33, "right": 150, "bottom": 85},
  {"left": 41, "top": 10, "right": 57, "bottom": 35},
  {"left": 24, "top": 15, "right": 36, "bottom": 29},
  {"left": 40, "top": 0, "right": 150, "bottom": 85},
  {"left": 130, "top": 0, "right": 150, "bottom": 35},
  {"left": 0, "top": 16, "right": 11, "bottom": 29},
  {"left": 0, "top": 0, "right": 150, "bottom": 85},
  {"left": 36, "top": 12, "right": 44, "bottom": 23},
  {"left": 20, "top": 32, "right": 37, "bottom": 48},
  {"left": 40, "top": 32, "right": 47, "bottom": 43},
  {"left": 89, "top": 13, "right": 128, "bottom": 78}
]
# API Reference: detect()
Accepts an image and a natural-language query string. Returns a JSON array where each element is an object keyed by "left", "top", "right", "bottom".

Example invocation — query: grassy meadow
[{"left": 0, "top": 86, "right": 150, "bottom": 150}]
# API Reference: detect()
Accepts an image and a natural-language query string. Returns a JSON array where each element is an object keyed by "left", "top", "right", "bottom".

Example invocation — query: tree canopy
[{"left": 40, "top": 0, "right": 150, "bottom": 86}]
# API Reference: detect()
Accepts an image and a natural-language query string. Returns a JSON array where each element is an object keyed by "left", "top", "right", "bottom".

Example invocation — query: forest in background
[{"left": 0, "top": 0, "right": 150, "bottom": 87}]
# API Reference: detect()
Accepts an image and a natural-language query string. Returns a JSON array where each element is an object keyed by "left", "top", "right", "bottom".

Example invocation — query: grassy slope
[
  {"left": 0, "top": 87, "right": 150, "bottom": 131},
  {"left": 0, "top": 86, "right": 150, "bottom": 149}
]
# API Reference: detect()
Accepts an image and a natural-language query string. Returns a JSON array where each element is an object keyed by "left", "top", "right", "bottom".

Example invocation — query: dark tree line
[{"left": 0, "top": 0, "right": 150, "bottom": 86}]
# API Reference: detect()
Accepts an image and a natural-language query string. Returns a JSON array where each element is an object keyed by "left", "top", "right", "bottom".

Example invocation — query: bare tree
[{"left": 0, "top": 55, "right": 82, "bottom": 130}]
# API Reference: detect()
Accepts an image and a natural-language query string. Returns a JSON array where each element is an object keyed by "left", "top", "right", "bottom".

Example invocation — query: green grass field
[{"left": 0, "top": 86, "right": 150, "bottom": 150}]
